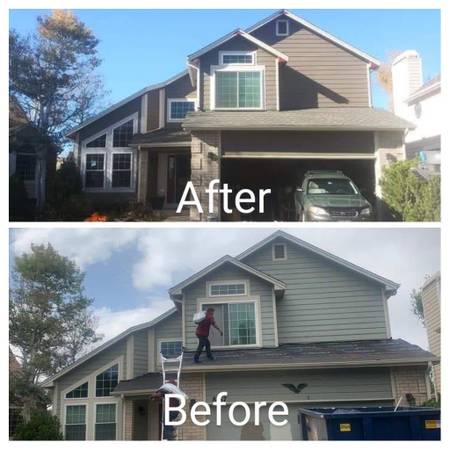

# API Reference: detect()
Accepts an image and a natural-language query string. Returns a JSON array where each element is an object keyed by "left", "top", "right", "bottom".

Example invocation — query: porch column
[
  {"left": 137, "top": 147, "right": 149, "bottom": 204},
  {"left": 374, "top": 130, "right": 406, "bottom": 219},
  {"left": 190, "top": 131, "right": 221, "bottom": 221},
  {"left": 123, "top": 398, "right": 134, "bottom": 440}
]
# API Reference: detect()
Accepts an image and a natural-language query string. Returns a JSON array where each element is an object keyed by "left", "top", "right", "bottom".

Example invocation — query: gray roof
[
  {"left": 131, "top": 129, "right": 191, "bottom": 146},
  {"left": 112, "top": 372, "right": 163, "bottom": 395},
  {"left": 181, "top": 339, "right": 437, "bottom": 372},
  {"left": 183, "top": 108, "right": 415, "bottom": 131}
]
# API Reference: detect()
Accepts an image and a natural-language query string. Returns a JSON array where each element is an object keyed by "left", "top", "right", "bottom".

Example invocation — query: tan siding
[{"left": 251, "top": 17, "right": 370, "bottom": 109}]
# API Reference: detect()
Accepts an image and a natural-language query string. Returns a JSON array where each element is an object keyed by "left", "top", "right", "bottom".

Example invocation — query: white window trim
[
  {"left": 111, "top": 151, "right": 134, "bottom": 191},
  {"left": 93, "top": 358, "right": 123, "bottom": 399},
  {"left": 94, "top": 402, "right": 119, "bottom": 441},
  {"left": 218, "top": 50, "right": 256, "bottom": 66},
  {"left": 196, "top": 295, "right": 262, "bottom": 349},
  {"left": 167, "top": 98, "right": 198, "bottom": 123},
  {"left": 62, "top": 377, "right": 90, "bottom": 401},
  {"left": 63, "top": 402, "right": 88, "bottom": 440},
  {"left": 80, "top": 112, "right": 138, "bottom": 193},
  {"left": 157, "top": 338, "right": 183, "bottom": 361},
  {"left": 210, "top": 64, "right": 265, "bottom": 111},
  {"left": 272, "top": 243, "right": 287, "bottom": 261},
  {"left": 206, "top": 279, "right": 249, "bottom": 297},
  {"left": 276, "top": 19, "right": 289, "bottom": 36}
]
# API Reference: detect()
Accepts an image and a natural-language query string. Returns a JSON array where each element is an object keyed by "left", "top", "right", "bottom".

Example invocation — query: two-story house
[
  {"left": 42, "top": 230, "right": 437, "bottom": 440},
  {"left": 66, "top": 10, "right": 413, "bottom": 221}
]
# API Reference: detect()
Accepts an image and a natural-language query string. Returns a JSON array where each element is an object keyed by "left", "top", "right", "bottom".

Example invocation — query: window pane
[
  {"left": 210, "top": 283, "right": 245, "bottom": 296},
  {"left": 86, "top": 134, "right": 106, "bottom": 148},
  {"left": 228, "top": 303, "right": 256, "bottom": 345},
  {"left": 96, "top": 404, "right": 116, "bottom": 423},
  {"left": 222, "top": 54, "right": 253, "bottom": 64},
  {"left": 15, "top": 154, "right": 36, "bottom": 181},
  {"left": 113, "top": 120, "right": 133, "bottom": 147},
  {"left": 160, "top": 341, "right": 182, "bottom": 358},
  {"left": 66, "top": 424, "right": 86, "bottom": 440},
  {"left": 170, "top": 101, "right": 195, "bottom": 120},
  {"left": 66, "top": 382, "right": 88, "bottom": 399},
  {"left": 96, "top": 364, "right": 119, "bottom": 397},
  {"left": 85, "top": 154, "right": 104, "bottom": 188},
  {"left": 238, "top": 72, "right": 261, "bottom": 108},
  {"left": 66, "top": 405, "right": 86, "bottom": 425},
  {"left": 95, "top": 423, "right": 116, "bottom": 440},
  {"left": 216, "top": 72, "right": 238, "bottom": 108},
  {"left": 112, "top": 154, "right": 132, "bottom": 188},
  {"left": 274, "top": 244, "right": 286, "bottom": 260},
  {"left": 277, "top": 20, "right": 288, "bottom": 35}
]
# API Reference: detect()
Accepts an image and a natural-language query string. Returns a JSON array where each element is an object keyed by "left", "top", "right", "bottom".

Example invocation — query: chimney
[{"left": 391, "top": 50, "right": 423, "bottom": 119}]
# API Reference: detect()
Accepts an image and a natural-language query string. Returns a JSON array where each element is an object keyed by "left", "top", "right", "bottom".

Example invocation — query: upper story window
[
  {"left": 112, "top": 120, "right": 134, "bottom": 147},
  {"left": 209, "top": 282, "right": 247, "bottom": 297},
  {"left": 65, "top": 382, "right": 88, "bottom": 399},
  {"left": 276, "top": 19, "right": 289, "bottom": 36},
  {"left": 168, "top": 99, "right": 196, "bottom": 122},
  {"left": 160, "top": 340, "right": 183, "bottom": 358},
  {"left": 65, "top": 405, "right": 86, "bottom": 440},
  {"left": 215, "top": 69, "right": 263, "bottom": 109},
  {"left": 15, "top": 154, "right": 36, "bottom": 181},
  {"left": 219, "top": 51, "right": 255, "bottom": 65},
  {"left": 86, "top": 134, "right": 106, "bottom": 148},
  {"left": 273, "top": 243, "right": 287, "bottom": 261},
  {"left": 95, "top": 364, "right": 119, "bottom": 397}
]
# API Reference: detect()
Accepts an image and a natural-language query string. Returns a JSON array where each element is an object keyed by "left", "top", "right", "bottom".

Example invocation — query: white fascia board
[
  {"left": 237, "top": 230, "right": 400, "bottom": 292},
  {"left": 65, "top": 70, "right": 188, "bottom": 138},
  {"left": 246, "top": 9, "right": 380, "bottom": 68},
  {"left": 187, "top": 29, "right": 288, "bottom": 62},
  {"left": 41, "top": 307, "right": 177, "bottom": 387}
]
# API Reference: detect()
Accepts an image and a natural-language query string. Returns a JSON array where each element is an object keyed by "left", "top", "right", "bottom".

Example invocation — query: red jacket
[{"left": 196, "top": 312, "right": 215, "bottom": 337}]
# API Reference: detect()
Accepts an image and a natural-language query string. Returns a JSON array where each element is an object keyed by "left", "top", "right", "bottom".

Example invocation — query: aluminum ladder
[{"left": 160, "top": 351, "right": 184, "bottom": 440}]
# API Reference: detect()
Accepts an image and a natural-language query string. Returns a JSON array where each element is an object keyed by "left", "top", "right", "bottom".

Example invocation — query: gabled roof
[
  {"left": 246, "top": 9, "right": 380, "bottom": 68},
  {"left": 41, "top": 307, "right": 177, "bottom": 387},
  {"left": 66, "top": 70, "right": 189, "bottom": 139},
  {"left": 169, "top": 255, "right": 286, "bottom": 300},
  {"left": 237, "top": 230, "right": 399, "bottom": 294},
  {"left": 187, "top": 29, "right": 289, "bottom": 63}
]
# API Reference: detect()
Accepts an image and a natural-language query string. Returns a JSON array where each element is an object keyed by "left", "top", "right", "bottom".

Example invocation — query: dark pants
[{"left": 194, "top": 335, "right": 212, "bottom": 360}]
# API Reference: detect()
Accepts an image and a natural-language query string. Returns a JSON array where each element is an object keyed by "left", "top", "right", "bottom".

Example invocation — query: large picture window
[
  {"left": 65, "top": 382, "right": 88, "bottom": 399},
  {"left": 202, "top": 302, "right": 257, "bottom": 346},
  {"left": 96, "top": 364, "right": 119, "bottom": 397},
  {"left": 85, "top": 154, "right": 105, "bottom": 188},
  {"left": 95, "top": 404, "right": 116, "bottom": 440},
  {"left": 113, "top": 120, "right": 133, "bottom": 147},
  {"left": 112, "top": 154, "right": 132, "bottom": 188},
  {"left": 65, "top": 405, "right": 86, "bottom": 440},
  {"left": 215, "top": 71, "right": 262, "bottom": 109}
]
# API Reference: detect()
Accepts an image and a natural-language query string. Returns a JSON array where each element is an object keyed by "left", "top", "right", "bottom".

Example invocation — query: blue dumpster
[{"left": 298, "top": 407, "right": 440, "bottom": 440}]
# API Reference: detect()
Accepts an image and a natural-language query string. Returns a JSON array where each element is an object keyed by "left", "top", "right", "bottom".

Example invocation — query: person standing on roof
[{"left": 194, "top": 307, "right": 223, "bottom": 363}]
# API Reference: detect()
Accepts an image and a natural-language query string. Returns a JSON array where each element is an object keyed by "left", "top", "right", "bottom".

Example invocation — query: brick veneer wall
[
  {"left": 391, "top": 366, "right": 429, "bottom": 406},
  {"left": 177, "top": 373, "right": 207, "bottom": 440},
  {"left": 190, "top": 131, "right": 221, "bottom": 221}
]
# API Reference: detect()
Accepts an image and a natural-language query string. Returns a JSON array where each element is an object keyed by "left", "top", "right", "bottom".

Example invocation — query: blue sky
[
  {"left": 10, "top": 228, "right": 440, "bottom": 350},
  {"left": 9, "top": 9, "right": 441, "bottom": 109}
]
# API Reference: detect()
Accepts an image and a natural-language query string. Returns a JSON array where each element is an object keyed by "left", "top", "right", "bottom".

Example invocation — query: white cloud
[
  {"left": 12, "top": 228, "right": 138, "bottom": 269},
  {"left": 93, "top": 297, "right": 173, "bottom": 345}
]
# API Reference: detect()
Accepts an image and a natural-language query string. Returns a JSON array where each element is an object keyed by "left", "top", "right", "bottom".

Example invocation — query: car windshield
[{"left": 307, "top": 178, "right": 358, "bottom": 195}]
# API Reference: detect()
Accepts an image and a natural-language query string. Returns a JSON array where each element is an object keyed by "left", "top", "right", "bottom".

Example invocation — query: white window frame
[
  {"left": 63, "top": 402, "right": 88, "bottom": 440},
  {"left": 93, "top": 359, "right": 122, "bottom": 399},
  {"left": 276, "top": 19, "right": 289, "bottom": 37},
  {"left": 218, "top": 50, "right": 256, "bottom": 66},
  {"left": 94, "top": 401, "right": 119, "bottom": 441},
  {"left": 158, "top": 338, "right": 183, "bottom": 358},
  {"left": 111, "top": 151, "right": 134, "bottom": 190},
  {"left": 272, "top": 243, "right": 287, "bottom": 261},
  {"left": 80, "top": 112, "right": 138, "bottom": 193},
  {"left": 167, "top": 98, "right": 198, "bottom": 123},
  {"left": 207, "top": 280, "right": 249, "bottom": 297},
  {"left": 197, "top": 295, "right": 262, "bottom": 349},
  {"left": 210, "top": 64, "right": 265, "bottom": 111},
  {"left": 63, "top": 379, "right": 90, "bottom": 400}
]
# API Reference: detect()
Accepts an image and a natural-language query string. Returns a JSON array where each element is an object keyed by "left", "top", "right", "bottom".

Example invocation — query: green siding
[
  {"left": 242, "top": 238, "right": 388, "bottom": 343},
  {"left": 183, "top": 263, "right": 277, "bottom": 351}
]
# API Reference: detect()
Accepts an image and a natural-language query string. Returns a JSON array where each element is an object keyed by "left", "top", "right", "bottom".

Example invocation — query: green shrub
[
  {"left": 380, "top": 159, "right": 440, "bottom": 221},
  {"left": 14, "top": 410, "right": 63, "bottom": 440}
]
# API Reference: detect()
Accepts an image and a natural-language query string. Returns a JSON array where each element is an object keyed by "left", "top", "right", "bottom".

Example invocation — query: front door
[{"left": 166, "top": 153, "right": 190, "bottom": 205}]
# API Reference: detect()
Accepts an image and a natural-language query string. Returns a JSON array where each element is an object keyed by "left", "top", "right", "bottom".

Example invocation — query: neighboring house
[
  {"left": 392, "top": 51, "right": 441, "bottom": 175},
  {"left": 421, "top": 272, "right": 441, "bottom": 395},
  {"left": 41, "top": 230, "right": 437, "bottom": 441},
  {"left": 9, "top": 98, "right": 57, "bottom": 211},
  {"left": 66, "top": 9, "right": 414, "bottom": 221}
]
